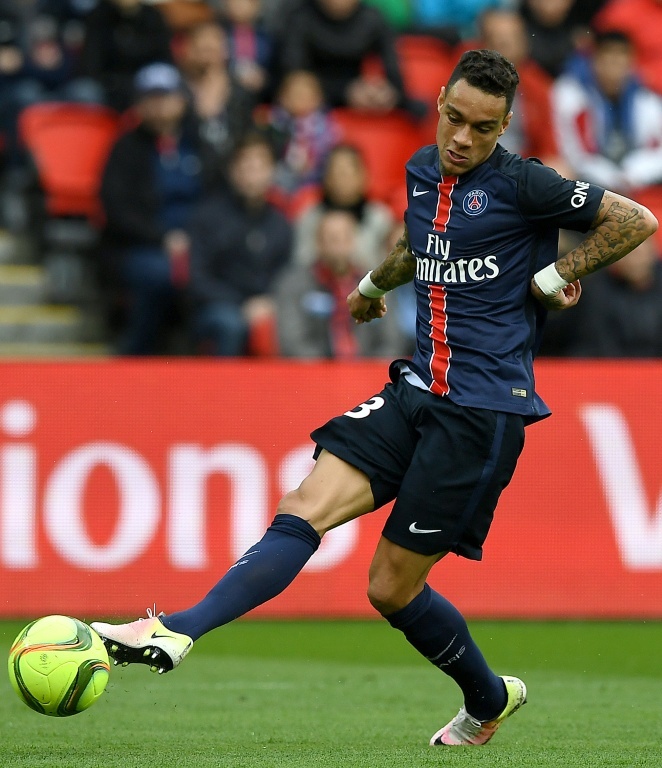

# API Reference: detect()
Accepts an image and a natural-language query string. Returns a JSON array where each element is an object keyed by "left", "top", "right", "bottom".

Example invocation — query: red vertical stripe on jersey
[
  {"left": 428, "top": 285, "right": 451, "bottom": 395},
  {"left": 433, "top": 175, "right": 459, "bottom": 232}
]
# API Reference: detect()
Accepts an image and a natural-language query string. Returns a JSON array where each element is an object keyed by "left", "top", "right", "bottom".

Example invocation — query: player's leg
[
  {"left": 92, "top": 450, "right": 375, "bottom": 672},
  {"left": 372, "top": 394, "right": 527, "bottom": 745},
  {"left": 368, "top": 538, "right": 508, "bottom": 721},
  {"left": 160, "top": 449, "right": 374, "bottom": 639},
  {"left": 368, "top": 537, "right": 525, "bottom": 746},
  {"left": 93, "top": 378, "right": 412, "bottom": 672}
]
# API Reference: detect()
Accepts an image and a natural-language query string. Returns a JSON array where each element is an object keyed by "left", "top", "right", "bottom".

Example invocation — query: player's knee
[
  {"left": 275, "top": 489, "right": 324, "bottom": 536},
  {"left": 276, "top": 488, "right": 307, "bottom": 519},
  {"left": 367, "top": 576, "right": 410, "bottom": 616}
]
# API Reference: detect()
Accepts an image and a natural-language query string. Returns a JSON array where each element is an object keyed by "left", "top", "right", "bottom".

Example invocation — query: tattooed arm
[
  {"left": 558, "top": 191, "right": 658, "bottom": 279},
  {"left": 531, "top": 191, "right": 658, "bottom": 310},
  {"left": 347, "top": 225, "right": 416, "bottom": 323},
  {"left": 369, "top": 225, "right": 417, "bottom": 290}
]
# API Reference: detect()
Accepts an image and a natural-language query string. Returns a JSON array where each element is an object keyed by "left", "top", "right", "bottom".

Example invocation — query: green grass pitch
[{"left": 2, "top": 619, "right": 661, "bottom": 767}]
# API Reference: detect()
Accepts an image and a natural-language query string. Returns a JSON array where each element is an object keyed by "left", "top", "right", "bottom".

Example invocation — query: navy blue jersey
[{"left": 402, "top": 143, "right": 604, "bottom": 422}]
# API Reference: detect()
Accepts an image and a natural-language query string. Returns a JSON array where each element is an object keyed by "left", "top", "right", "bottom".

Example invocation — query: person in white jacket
[{"left": 552, "top": 29, "right": 662, "bottom": 194}]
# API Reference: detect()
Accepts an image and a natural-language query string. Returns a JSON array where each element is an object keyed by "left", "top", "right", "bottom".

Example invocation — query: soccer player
[{"left": 92, "top": 49, "right": 658, "bottom": 747}]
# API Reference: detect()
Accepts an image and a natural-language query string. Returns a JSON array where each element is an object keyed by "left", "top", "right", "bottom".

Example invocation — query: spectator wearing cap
[
  {"left": 99, "top": 62, "right": 220, "bottom": 355},
  {"left": 79, "top": 0, "right": 173, "bottom": 111}
]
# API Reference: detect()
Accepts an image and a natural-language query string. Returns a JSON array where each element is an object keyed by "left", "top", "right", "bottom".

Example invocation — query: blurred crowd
[{"left": 1, "top": 0, "right": 662, "bottom": 358}]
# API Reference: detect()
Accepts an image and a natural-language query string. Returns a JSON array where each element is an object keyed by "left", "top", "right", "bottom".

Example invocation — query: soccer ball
[{"left": 7, "top": 615, "right": 110, "bottom": 717}]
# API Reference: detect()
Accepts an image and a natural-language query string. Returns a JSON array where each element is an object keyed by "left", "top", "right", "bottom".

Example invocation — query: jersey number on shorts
[{"left": 344, "top": 397, "right": 385, "bottom": 419}]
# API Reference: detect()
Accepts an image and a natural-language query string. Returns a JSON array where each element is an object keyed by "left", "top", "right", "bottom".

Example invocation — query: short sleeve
[{"left": 517, "top": 160, "right": 605, "bottom": 232}]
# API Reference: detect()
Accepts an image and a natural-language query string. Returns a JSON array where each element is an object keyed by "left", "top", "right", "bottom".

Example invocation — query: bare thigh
[{"left": 277, "top": 448, "right": 376, "bottom": 536}]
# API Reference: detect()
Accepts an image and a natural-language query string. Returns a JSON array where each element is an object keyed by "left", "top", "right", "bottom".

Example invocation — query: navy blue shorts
[{"left": 311, "top": 374, "right": 525, "bottom": 560}]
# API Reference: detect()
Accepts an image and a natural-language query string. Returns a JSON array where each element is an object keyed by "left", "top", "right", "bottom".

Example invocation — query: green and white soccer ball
[{"left": 8, "top": 615, "right": 110, "bottom": 716}]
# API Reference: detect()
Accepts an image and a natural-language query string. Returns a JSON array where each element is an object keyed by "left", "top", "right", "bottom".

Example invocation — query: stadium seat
[
  {"left": 330, "top": 108, "right": 422, "bottom": 202},
  {"left": 18, "top": 102, "right": 120, "bottom": 223},
  {"left": 18, "top": 102, "right": 121, "bottom": 304},
  {"left": 396, "top": 35, "right": 453, "bottom": 108}
]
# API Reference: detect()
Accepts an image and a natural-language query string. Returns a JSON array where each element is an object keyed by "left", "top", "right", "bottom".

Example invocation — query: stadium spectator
[
  {"left": 260, "top": 69, "right": 340, "bottom": 194},
  {"left": 279, "top": 0, "right": 426, "bottom": 118},
  {"left": 189, "top": 132, "right": 292, "bottom": 356},
  {"left": 293, "top": 144, "right": 393, "bottom": 269},
  {"left": 540, "top": 237, "right": 662, "bottom": 356},
  {"left": 99, "top": 63, "right": 219, "bottom": 355},
  {"left": 0, "top": 0, "right": 101, "bottom": 169},
  {"left": 220, "top": 0, "right": 274, "bottom": 100},
  {"left": 276, "top": 209, "right": 405, "bottom": 357},
  {"left": 469, "top": 8, "right": 566, "bottom": 172},
  {"left": 520, "top": 0, "right": 579, "bottom": 78},
  {"left": 594, "top": 0, "right": 662, "bottom": 96},
  {"left": 552, "top": 31, "right": 662, "bottom": 199},
  {"left": 178, "top": 19, "right": 256, "bottom": 175},
  {"left": 79, "top": 0, "right": 173, "bottom": 111}
]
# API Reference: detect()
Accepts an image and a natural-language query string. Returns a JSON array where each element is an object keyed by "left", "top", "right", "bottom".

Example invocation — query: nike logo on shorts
[
  {"left": 413, "top": 186, "right": 429, "bottom": 197},
  {"left": 409, "top": 522, "right": 442, "bottom": 534}
]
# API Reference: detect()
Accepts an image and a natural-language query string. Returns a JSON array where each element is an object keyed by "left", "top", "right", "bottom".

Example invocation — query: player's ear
[
  {"left": 437, "top": 86, "right": 446, "bottom": 113},
  {"left": 498, "top": 111, "right": 513, "bottom": 136}
]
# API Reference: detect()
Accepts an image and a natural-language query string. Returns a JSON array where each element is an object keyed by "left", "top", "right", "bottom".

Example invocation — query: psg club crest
[{"left": 463, "top": 189, "right": 489, "bottom": 216}]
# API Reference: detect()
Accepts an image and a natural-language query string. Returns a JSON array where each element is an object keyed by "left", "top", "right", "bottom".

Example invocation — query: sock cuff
[
  {"left": 386, "top": 583, "right": 433, "bottom": 630},
  {"left": 269, "top": 514, "right": 321, "bottom": 551}
]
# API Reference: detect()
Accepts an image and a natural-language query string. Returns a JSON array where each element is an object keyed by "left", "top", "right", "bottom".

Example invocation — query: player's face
[{"left": 436, "top": 79, "right": 511, "bottom": 176}]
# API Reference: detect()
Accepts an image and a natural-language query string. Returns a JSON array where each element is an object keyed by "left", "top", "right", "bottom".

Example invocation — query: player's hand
[
  {"left": 347, "top": 287, "right": 387, "bottom": 324},
  {"left": 530, "top": 278, "right": 581, "bottom": 311}
]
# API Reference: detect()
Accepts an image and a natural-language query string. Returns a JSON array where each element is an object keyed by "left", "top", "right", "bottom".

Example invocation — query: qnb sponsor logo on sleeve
[{"left": 571, "top": 180, "right": 590, "bottom": 208}]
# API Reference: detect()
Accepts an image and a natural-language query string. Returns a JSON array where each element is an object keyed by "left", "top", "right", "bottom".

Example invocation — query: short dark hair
[
  {"left": 446, "top": 49, "right": 520, "bottom": 114},
  {"left": 593, "top": 29, "right": 632, "bottom": 50}
]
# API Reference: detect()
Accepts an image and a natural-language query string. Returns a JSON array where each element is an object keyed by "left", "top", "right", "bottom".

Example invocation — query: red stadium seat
[
  {"left": 331, "top": 108, "right": 422, "bottom": 202},
  {"left": 18, "top": 102, "right": 120, "bottom": 222},
  {"left": 396, "top": 35, "right": 453, "bottom": 108}
]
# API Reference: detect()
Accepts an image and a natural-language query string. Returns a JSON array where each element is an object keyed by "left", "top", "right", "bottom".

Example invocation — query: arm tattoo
[
  {"left": 370, "top": 225, "right": 416, "bottom": 290},
  {"left": 556, "top": 193, "right": 657, "bottom": 282}
]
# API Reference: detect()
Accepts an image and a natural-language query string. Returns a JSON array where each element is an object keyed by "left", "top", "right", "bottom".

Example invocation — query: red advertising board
[{"left": 0, "top": 359, "right": 661, "bottom": 620}]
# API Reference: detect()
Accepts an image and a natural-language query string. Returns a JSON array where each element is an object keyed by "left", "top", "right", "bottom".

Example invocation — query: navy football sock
[
  {"left": 386, "top": 584, "right": 507, "bottom": 721},
  {"left": 161, "top": 514, "right": 320, "bottom": 641}
]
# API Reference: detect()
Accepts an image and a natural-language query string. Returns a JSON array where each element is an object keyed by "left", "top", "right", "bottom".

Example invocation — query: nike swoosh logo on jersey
[
  {"left": 409, "top": 522, "right": 442, "bottom": 534},
  {"left": 413, "top": 186, "right": 429, "bottom": 197}
]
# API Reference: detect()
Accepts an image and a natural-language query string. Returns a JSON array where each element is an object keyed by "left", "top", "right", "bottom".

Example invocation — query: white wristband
[
  {"left": 358, "top": 271, "right": 388, "bottom": 298},
  {"left": 533, "top": 263, "right": 569, "bottom": 296}
]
